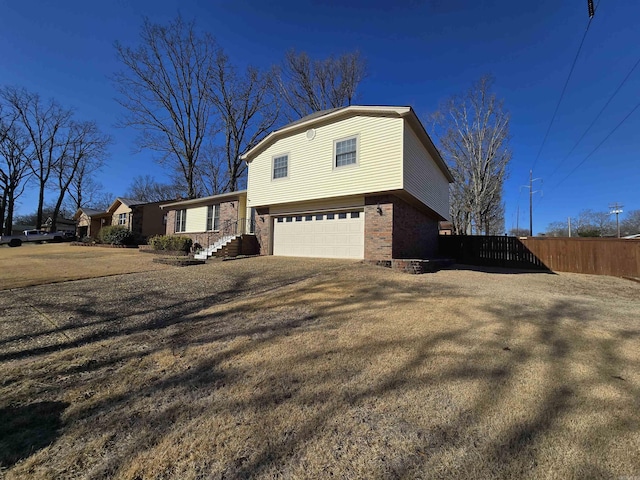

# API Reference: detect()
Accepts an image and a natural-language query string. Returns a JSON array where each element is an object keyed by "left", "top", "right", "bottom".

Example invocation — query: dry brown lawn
[
  {"left": 0, "top": 243, "right": 169, "bottom": 290},
  {"left": 0, "top": 256, "right": 639, "bottom": 479}
]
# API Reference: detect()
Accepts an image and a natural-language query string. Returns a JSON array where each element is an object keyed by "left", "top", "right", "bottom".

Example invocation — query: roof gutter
[{"left": 160, "top": 190, "right": 247, "bottom": 209}]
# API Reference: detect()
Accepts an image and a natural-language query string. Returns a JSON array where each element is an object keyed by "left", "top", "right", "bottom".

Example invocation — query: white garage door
[{"left": 273, "top": 210, "right": 364, "bottom": 259}]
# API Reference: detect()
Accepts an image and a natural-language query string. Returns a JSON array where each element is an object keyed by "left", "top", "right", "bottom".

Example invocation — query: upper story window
[
  {"left": 335, "top": 136, "right": 358, "bottom": 168},
  {"left": 273, "top": 154, "right": 288, "bottom": 179},
  {"left": 175, "top": 209, "right": 186, "bottom": 233},
  {"left": 118, "top": 213, "right": 127, "bottom": 225},
  {"left": 206, "top": 204, "right": 220, "bottom": 231}
]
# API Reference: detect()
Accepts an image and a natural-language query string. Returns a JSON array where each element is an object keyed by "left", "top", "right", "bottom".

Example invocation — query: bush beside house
[
  {"left": 147, "top": 235, "right": 193, "bottom": 253},
  {"left": 97, "top": 226, "right": 137, "bottom": 246}
]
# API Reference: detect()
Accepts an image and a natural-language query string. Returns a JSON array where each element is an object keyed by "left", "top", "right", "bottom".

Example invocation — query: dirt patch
[{"left": 0, "top": 258, "right": 638, "bottom": 479}]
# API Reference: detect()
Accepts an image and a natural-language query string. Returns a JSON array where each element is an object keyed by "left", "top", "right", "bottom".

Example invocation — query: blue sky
[{"left": 1, "top": 0, "right": 638, "bottom": 233}]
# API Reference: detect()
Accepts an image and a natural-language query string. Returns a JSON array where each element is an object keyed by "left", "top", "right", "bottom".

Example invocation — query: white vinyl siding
[
  {"left": 183, "top": 206, "right": 207, "bottom": 233},
  {"left": 247, "top": 116, "right": 403, "bottom": 209},
  {"left": 268, "top": 196, "right": 364, "bottom": 215},
  {"left": 403, "top": 123, "right": 450, "bottom": 219}
]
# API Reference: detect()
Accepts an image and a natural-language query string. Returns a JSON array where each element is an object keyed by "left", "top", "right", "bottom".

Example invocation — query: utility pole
[
  {"left": 521, "top": 170, "right": 542, "bottom": 236},
  {"left": 609, "top": 202, "right": 623, "bottom": 238},
  {"left": 568, "top": 217, "right": 572, "bottom": 237}
]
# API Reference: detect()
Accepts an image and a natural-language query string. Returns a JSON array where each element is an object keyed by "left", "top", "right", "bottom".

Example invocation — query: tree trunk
[
  {"left": 4, "top": 187, "right": 15, "bottom": 235},
  {"left": 36, "top": 180, "right": 46, "bottom": 229},
  {"left": 0, "top": 189, "right": 6, "bottom": 235}
]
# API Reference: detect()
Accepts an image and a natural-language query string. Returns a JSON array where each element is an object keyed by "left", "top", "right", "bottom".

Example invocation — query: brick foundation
[{"left": 364, "top": 258, "right": 453, "bottom": 274}]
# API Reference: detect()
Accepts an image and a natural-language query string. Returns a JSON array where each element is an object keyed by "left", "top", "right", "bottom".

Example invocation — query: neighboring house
[
  {"left": 106, "top": 198, "right": 166, "bottom": 239},
  {"left": 438, "top": 221, "right": 453, "bottom": 236},
  {"left": 73, "top": 208, "right": 112, "bottom": 238},
  {"left": 43, "top": 216, "right": 76, "bottom": 234},
  {"left": 74, "top": 198, "right": 167, "bottom": 239},
  {"left": 163, "top": 105, "right": 452, "bottom": 260}
]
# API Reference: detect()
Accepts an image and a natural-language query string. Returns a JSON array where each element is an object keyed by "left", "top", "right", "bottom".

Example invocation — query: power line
[
  {"left": 545, "top": 53, "right": 640, "bottom": 183},
  {"left": 548, "top": 99, "right": 640, "bottom": 193},
  {"left": 530, "top": 1, "right": 599, "bottom": 173}
]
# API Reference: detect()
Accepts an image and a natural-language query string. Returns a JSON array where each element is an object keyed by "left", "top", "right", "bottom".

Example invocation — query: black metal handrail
[{"left": 220, "top": 217, "right": 256, "bottom": 237}]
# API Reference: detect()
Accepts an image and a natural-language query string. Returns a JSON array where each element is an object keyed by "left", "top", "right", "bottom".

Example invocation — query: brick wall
[
  {"left": 392, "top": 198, "right": 439, "bottom": 258},
  {"left": 364, "top": 194, "right": 439, "bottom": 260},
  {"left": 165, "top": 210, "right": 176, "bottom": 235},
  {"left": 364, "top": 195, "right": 394, "bottom": 260},
  {"left": 254, "top": 208, "right": 271, "bottom": 255},
  {"left": 219, "top": 201, "right": 239, "bottom": 229}
]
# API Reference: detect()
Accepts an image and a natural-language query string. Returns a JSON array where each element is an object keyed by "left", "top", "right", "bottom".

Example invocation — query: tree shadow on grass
[
  {"left": 3, "top": 263, "right": 638, "bottom": 478},
  {"left": 0, "top": 401, "right": 69, "bottom": 469}
]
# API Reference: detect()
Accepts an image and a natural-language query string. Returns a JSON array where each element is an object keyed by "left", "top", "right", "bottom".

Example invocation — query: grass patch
[
  {"left": 0, "top": 243, "right": 169, "bottom": 290},
  {"left": 0, "top": 258, "right": 638, "bottom": 478}
]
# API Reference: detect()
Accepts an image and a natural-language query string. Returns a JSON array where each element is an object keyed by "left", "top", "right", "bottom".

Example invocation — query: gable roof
[
  {"left": 240, "top": 105, "right": 453, "bottom": 182},
  {"left": 282, "top": 107, "right": 346, "bottom": 129},
  {"left": 73, "top": 207, "right": 111, "bottom": 220},
  {"left": 106, "top": 197, "right": 152, "bottom": 213}
]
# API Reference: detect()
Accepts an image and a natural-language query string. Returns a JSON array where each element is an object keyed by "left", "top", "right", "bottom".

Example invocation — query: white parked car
[{"left": 0, "top": 230, "right": 64, "bottom": 247}]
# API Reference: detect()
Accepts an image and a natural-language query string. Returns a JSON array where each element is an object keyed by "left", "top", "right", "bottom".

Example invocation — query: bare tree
[
  {"left": 1, "top": 87, "right": 74, "bottom": 228},
  {"left": 64, "top": 171, "right": 111, "bottom": 213},
  {"left": 545, "top": 221, "right": 571, "bottom": 237},
  {"left": 621, "top": 210, "right": 640, "bottom": 236},
  {"left": 276, "top": 50, "right": 367, "bottom": 120},
  {"left": 124, "top": 174, "right": 183, "bottom": 202},
  {"left": 49, "top": 121, "right": 111, "bottom": 230},
  {"left": 0, "top": 106, "right": 32, "bottom": 234},
  {"left": 575, "top": 209, "right": 615, "bottom": 237},
  {"left": 430, "top": 75, "right": 512, "bottom": 235},
  {"left": 211, "top": 53, "right": 280, "bottom": 192},
  {"left": 194, "top": 143, "right": 227, "bottom": 195},
  {"left": 509, "top": 227, "right": 531, "bottom": 237},
  {"left": 113, "top": 16, "right": 218, "bottom": 199},
  {"left": 65, "top": 149, "right": 107, "bottom": 212}
]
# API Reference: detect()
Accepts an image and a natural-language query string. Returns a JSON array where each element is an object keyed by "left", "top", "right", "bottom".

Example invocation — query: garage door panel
[{"left": 273, "top": 210, "right": 364, "bottom": 259}]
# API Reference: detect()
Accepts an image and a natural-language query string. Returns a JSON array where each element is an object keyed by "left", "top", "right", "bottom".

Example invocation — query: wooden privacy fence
[
  {"left": 439, "top": 235, "right": 640, "bottom": 277},
  {"left": 439, "top": 235, "right": 548, "bottom": 270}
]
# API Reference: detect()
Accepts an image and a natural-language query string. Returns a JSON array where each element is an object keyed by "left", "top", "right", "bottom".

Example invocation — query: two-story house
[{"left": 162, "top": 106, "right": 453, "bottom": 261}]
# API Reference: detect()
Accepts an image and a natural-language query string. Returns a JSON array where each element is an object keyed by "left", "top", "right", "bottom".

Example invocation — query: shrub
[
  {"left": 148, "top": 235, "right": 193, "bottom": 252},
  {"left": 97, "top": 226, "right": 136, "bottom": 245}
]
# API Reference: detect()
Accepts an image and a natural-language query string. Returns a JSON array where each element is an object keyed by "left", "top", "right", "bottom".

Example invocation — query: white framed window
[
  {"left": 334, "top": 136, "right": 358, "bottom": 168},
  {"left": 175, "top": 209, "right": 186, "bottom": 233},
  {"left": 206, "top": 205, "right": 220, "bottom": 231},
  {"left": 118, "top": 213, "right": 127, "bottom": 225},
  {"left": 272, "top": 154, "right": 289, "bottom": 179}
]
